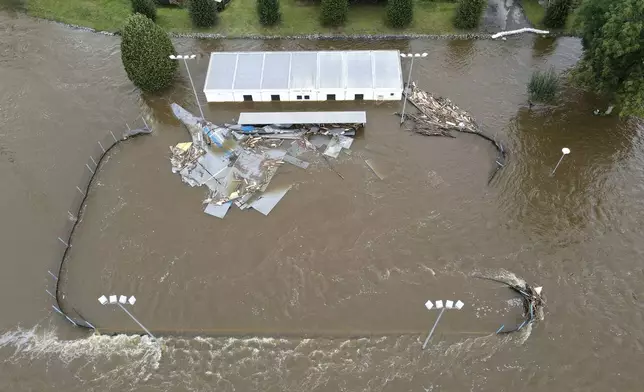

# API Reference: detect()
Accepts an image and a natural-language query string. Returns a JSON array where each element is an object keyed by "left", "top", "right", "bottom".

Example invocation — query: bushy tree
[
  {"left": 257, "top": 0, "right": 281, "bottom": 26},
  {"left": 120, "top": 14, "right": 177, "bottom": 92},
  {"left": 386, "top": 0, "right": 413, "bottom": 28},
  {"left": 453, "top": 0, "right": 486, "bottom": 29},
  {"left": 131, "top": 0, "right": 157, "bottom": 21},
  {"left": 543, "top": 0, "right": 572, "bottom": 29},
  {"left": 574, "top": 0, "right": 643, "bottom": 116},
  {"left": 320, "top": 0, "right": 348, "bottom": 27},
  {"left": 189, "top": 0, "right": 218, "bottom": 28}
]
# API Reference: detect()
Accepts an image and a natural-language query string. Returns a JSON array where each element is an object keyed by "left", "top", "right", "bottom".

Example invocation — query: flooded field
[{"left": 1, "top": 12, "right": 643, "bottom": 392}]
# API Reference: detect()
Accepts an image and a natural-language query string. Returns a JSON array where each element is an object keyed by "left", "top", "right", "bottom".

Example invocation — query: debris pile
[
  {"left": 170, "top": 104, "right": 362, "bottom": 219},
  {"left": 499, "top": 281, "right": 545, "bottom": 334},
  {"left": 398, "top": 83, "right": 508, "bottom": 182}
]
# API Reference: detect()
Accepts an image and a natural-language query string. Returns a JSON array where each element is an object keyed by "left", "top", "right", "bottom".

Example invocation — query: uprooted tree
[
  {"left": 257, "top": 0, "right": 281, "bottom": 26},
  {"left": 386, "top": 0, "right": 414, "bottom": 28},
  {"left": 189, "top": 0, "right": 219, "bottom": 28},
  {"left": 574, "top": 0, "right": 643, "bottom": 117},
  {"left": 453, "top": 0, "right": 486, "bottom": 29},
  {"left": 131, "top": 0, "right": 157, "bottom": 21},
  {"left": 121, "top": 14, "right": 178, "bottom": 92},
  {"left": 320, "top": 0, "right": 349, "bottom": 27}
]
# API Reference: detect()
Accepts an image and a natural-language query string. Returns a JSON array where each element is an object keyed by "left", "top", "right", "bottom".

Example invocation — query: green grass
[
  {"left": 27, "top": 0, "right": 459, "bottom": 35},
  {"left": 521, "top": 0, "right": 577, "bottom": 33}
]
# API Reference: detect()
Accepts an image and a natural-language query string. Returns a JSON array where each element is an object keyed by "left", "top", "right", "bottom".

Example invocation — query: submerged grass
[
  {"left": 528, "top": 67, "right": 560, "bottom": 103},
  {"left": 520, "top": 0, "right": 578, "bottom": 33},
  {"left": 27, "top": 0, "right": 459, "bottom": 35}
]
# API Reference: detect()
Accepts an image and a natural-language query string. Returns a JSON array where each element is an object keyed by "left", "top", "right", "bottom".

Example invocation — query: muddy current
[{"left": 1, "top": 12, "right": 643, "bottom": 392}]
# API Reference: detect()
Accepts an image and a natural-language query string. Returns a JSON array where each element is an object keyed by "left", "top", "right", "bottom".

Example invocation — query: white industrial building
[{"left": 203, "top": 50, "right": 403, "bottom": 103}]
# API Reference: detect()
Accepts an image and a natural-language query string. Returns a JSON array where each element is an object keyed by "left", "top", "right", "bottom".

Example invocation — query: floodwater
[{"left": 1, "top": 12, "right": 643, "bottom": 392}]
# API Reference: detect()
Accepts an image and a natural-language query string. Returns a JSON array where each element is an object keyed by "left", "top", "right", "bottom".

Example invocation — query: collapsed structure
[
  {"left": 170, "top": 104, "right": 363, "bottom": 219},
  {"left": 399, "top": 83, "right": 508, "bottom": 182}
]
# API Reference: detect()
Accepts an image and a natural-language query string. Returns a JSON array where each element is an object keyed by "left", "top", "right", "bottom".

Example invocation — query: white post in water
[
  {"left": 422, "top": 299, "right": 464, "bottom": 349},
  {"left": 169, "top": 54, "right": 205, "bottom": 120},
  {"left": 551, "top": 147, "right": 571, "bottom": 176},
  {"left": 399, "top": 52, "right": 428, "bottom": 125},
  {"left": 98, "top": 294, "right": 156, "bottom": 340}
]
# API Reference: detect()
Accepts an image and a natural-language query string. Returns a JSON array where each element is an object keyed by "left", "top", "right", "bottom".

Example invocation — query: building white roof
[{"left": 204, "top": 50, "right": 402, "bottom": 92}]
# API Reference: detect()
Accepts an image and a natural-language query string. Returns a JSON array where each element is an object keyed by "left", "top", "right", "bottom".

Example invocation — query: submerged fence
[{"left": 46, "top": 117, "right": 152, "bottom": 331}]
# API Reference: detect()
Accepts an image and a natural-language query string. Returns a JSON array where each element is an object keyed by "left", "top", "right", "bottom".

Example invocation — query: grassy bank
[
  {"left": 27, "top": 0, "right": 460, "bottom": 36},
  {"left": 521, "top": 0, "right": 577, "bottom": 33}
]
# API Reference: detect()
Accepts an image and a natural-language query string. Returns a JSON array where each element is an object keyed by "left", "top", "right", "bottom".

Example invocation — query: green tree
[
  {"left": 574, "top": 0, "right": 643, "bottom": 116},
  {"left": 542, "top": 0, "right": 572, "bottom": 29},
  {"left": 131, "top": 0, "right": 157, "bottom": 21},
  {"left": 257, "top": 0, "right": 281, "bottom": 26},
  {"left": 320, "top": 0, "right": 348, "bottom": 27},
  {"left": 120, "top": 14, "right": 177, "bottom": 92},
  {"left": 453, "top": 0, "right": 486, "bottom": 29},
  {"left": 189, "top": 0, "right": 218, "bottom": 28},
  {"left": 386, "top": 0, "right": 414, "bottom": 28}
]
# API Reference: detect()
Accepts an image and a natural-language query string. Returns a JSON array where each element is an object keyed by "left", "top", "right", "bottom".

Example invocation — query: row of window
[{"left": 242, "top": 94, "right": 366, "bottom": 102}]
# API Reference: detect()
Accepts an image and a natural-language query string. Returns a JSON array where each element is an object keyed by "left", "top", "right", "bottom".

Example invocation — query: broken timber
[{"left": 397, "top": 83, "right": 508, "bottom": 183}]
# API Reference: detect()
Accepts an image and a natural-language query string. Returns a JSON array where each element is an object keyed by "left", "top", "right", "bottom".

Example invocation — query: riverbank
[
  {"left": 27, "top": 0, "right": 459, "bottom": 36},
  {"left": 521, "top": 0, "right": 578, "bottom": 32}
]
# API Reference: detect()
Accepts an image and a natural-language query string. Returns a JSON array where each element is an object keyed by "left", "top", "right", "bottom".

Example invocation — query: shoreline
[{"left": 49, "top": 17, "right": 577, "bottom": 40}]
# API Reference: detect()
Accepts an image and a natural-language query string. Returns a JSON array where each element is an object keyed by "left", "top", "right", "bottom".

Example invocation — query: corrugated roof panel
[
  {"left": 318, "top": 52, "right": 345, "bottom": 89},
  {"left": 346, "top": 51, "right": 373, "bottom": 89},
  {"left": 261, "top": 52, "right": 291, "bottom": 90},
  {"left": 205, "top": 53, "right": 238, "bottom": 90},
  {"left": 289, "top": 52, "right": 318, "bottom": 90},
  {"left": 238, "top": 111, "right": 367, "bottom": 125},
  {"left": 373, "top": 51, "right": 402, "bottom": 89},
  {"left": 233, "top": 53, "right": 264, "bottom": 90}
]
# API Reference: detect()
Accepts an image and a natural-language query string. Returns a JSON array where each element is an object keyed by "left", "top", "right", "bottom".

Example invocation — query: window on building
[
  {"left": 390, "top": 93, "right": 395, "bottom": 96},
  {"left": 271, "top": 95, "right": 280, "bottom": 101},
  {"left": 327, "top": 94, "right": 336, "bottom": 101},
  {"left": 296, "top": 95, "right": 302, "bottom": 100},
  {"left": 243, "top": 95, "right": 253, "bottom": 102},
  {"left": 354, "top": 94, "right": 364, "bottom": 100},
  {"left": 304, "top": 95, "right": 310, "bottom": 100}
]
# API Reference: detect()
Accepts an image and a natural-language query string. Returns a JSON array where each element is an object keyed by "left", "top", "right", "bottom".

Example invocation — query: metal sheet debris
[
  {"left": 170, "top": 103, "right": 362, "bottom": 219},
  {"left": 250, "top": 186, "right": 291, "bottom": 216},
  {"left": 365, "top": 159, "right": 387, "bottom": 180},
  {"left": 204, "top": 202, "right": 233, "bottom": 219},
  {"left": 283, "top": 155, "right": 310, "bottom": 169}
]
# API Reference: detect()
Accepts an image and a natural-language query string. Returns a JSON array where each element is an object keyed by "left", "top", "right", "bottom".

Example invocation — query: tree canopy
[
  {"left": 575, "top": 0, "right": 643, "bottom": 117},
  {"left": 120, "top": 14, "right": 177, "bottom": 92}
]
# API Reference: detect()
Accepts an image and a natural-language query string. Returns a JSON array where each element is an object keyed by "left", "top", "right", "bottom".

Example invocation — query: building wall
[
  {"left": 374, "top": 89, "right": 402, "bottom": 101},
  {"left": 345, "top": 89, "right": 375, "bottom": 101},
  {"left": 260, "top": 91, "right": 290, "bottom": 102},
  {"left": 288, "top": 90, "right": 317, "bottom": 102},
  {"left": 232, "top": 91, "right": 263, "bottom": 102},
  {"left": 204, "top": 91, "right": 235, "bottom": 102},
  {"left": 318, "top": 89, "right": 346, "bottom": 101},
  {"left": 204, "top": 88, "right": 401, "bottom": 102}
]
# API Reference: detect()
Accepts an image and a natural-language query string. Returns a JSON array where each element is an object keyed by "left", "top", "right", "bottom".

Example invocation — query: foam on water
[{"left": 0, "top": 323, "right": 532, "bottom": 392}]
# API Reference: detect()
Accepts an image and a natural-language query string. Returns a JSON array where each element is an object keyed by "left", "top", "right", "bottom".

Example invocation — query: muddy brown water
[{"left": 2, "top": 12, "right": 644, "bottom": 392}]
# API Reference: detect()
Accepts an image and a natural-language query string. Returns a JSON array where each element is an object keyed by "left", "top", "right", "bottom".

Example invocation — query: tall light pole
[
  {"left": 98, "top": 294, "right": 156, "bottom": 340},
  {"left": 169, "top": 54, "right": 205, "bottom": 120},
  {"left": 551, "top": 147, "right": 571, "bottom": 176},
  {"left": 422, "top": 299, "right": 464, "bottom": 349},
  {"left": 399, "top": 52, "right": 428, "bottom": 125}
]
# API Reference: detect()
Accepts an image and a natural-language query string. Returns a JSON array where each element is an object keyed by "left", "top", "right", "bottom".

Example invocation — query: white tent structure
[{"left": 203, "top": 50, "right": 403, "bottom": 103}]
